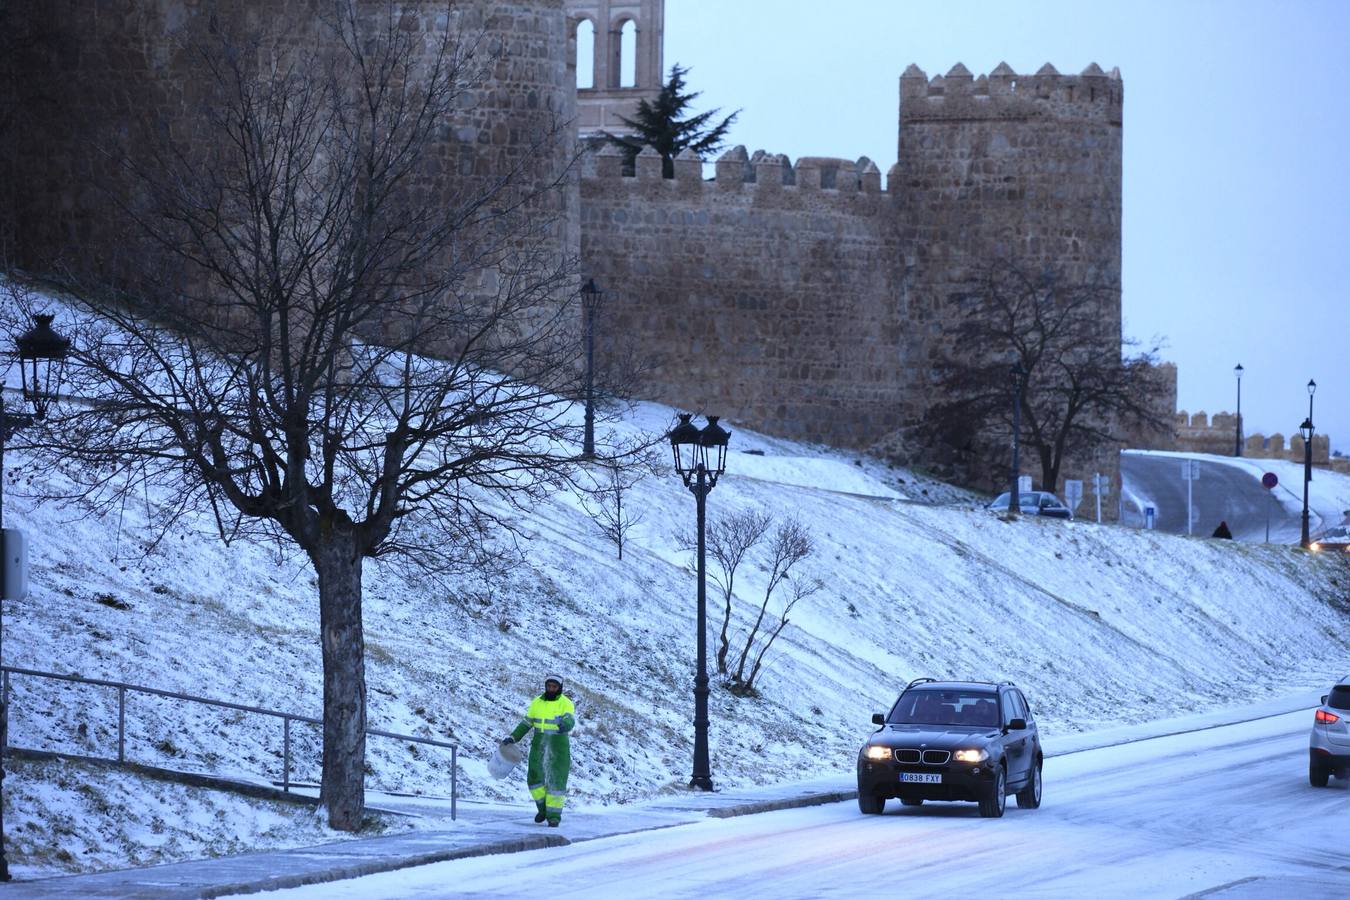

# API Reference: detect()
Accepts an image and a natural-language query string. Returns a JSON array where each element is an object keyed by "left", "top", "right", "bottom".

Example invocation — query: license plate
[{"left": 900, "top": 773, "right": 941, "bottom": 784}]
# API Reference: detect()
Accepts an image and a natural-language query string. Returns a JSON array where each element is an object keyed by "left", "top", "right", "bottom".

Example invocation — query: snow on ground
[
  {"left": 2, "top": 280, "right": 1348, "bottom": 879},
  {"left": 4, "top": 756, "right": 372, "bottom": 877}
]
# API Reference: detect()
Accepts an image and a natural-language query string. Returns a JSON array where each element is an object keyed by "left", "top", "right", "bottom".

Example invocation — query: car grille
[{"left": 892, "top": 749, "right": 949, "bottom": 765}]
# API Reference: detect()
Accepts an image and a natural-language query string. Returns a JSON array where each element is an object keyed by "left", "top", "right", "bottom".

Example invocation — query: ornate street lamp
[
  {"left": 668, "top": 413, "right": 730, "bottom": 792},
  {"left": 1300, "top": 417, "right": 1314, "bottom": 549},
  {"left": 1009, "top": 362, "right": 1025, "bottom": 516},
  {"left": 580, "top": 279, "right": 603, "bottom": 459},
  {"left": 1306, "top": 379, "right": 1317, "bottom": 483},
  {"left": 1, "top": 313, "right": 69, "bottom": 881},
  {"left": 1233, "top": 363, "right": 1243, "bottom": 457}
]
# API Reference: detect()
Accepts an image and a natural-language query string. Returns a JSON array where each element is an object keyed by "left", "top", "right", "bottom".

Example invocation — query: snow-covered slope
[{"left": 3, "top": 283, "right": 1348, "bottom": 878}]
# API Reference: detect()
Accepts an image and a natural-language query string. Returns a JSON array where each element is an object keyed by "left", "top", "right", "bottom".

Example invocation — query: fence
[{"left": 1, "top": 665, "right": 458, "bottom": 819}]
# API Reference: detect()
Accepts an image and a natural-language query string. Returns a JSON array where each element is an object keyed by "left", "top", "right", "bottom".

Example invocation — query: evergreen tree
[{"left": 604, "top": 64, "right": 739, "bottom": 178}]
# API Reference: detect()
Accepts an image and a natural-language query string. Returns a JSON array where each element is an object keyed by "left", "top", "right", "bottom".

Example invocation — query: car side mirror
[
  {"left": 1323, "top": 695, "right": 1329, "bottom": 705},
  {"left": 871, "top": 713, "right": 885, "bottom": 725},
  {"left": 1007, "top": 717, "right": 1027, "bottom": 731}
]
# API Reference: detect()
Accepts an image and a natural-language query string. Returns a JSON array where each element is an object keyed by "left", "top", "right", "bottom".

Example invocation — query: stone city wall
[
  {"left": 0, "top": 0, "right": 577, "bottom": 317},
  {"left": 580, "top": 144, "right": 902, "bottom": 447},
  {"left": 1175, "top": 411, "right": 1346, "bottom": 472}
]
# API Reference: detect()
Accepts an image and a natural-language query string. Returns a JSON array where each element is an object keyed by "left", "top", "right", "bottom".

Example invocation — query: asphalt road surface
[
  {"left": 1121, "top": 453, "right": 1304, "bottom": 542},
  {"left": 270, "top": 710, "right": 1350, "bottom": 899}
]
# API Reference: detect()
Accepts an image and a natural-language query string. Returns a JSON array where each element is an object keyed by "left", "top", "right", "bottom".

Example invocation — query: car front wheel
[
  {"left": 1016, "top": 760, "right": 1043, "bottom": 809},
  {"left": 858, "top": 791, "right": 885, "bottom": 814},
  {"left": 979, "top": 765, "right": 1006, "bottom": 818},
  {"left": 1310, "top": 758, "right": 1331, "bottom": 788}
]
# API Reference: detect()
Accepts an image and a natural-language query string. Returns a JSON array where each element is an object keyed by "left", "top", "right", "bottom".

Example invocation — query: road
[
  {"left": 271, "top": 710, "right": 1350, "bottom": 899},
  {"left": 1121, "top": 452, "right": 1304, "bottom": 542}
]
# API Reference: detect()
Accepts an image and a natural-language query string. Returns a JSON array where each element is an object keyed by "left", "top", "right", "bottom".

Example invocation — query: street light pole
[
  {"left": 1009, "top": 363, "right": 1025, "bottom": 516},
  {"left": 1300, "top": 417, "right": 1314, "bottom": 549},
  {"left": 580, "top": 279, "right": 602, "bottom": 459},
  {"left": 668, "top": 413, "right": 730, "bottom": 792},
  {"left": 1306, "top": 379, "right": 1317, "bottom": 483},
  {"left": 1, "top": 313, "right": 70, "bottom": 882},
  {"left": 1234, "top": 363, "right": 1243, "bottom": 457}
]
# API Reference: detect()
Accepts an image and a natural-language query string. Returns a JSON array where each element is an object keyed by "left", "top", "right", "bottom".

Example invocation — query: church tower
[{"left": 565, "top": 0, "right": 665, "bottom": 136}]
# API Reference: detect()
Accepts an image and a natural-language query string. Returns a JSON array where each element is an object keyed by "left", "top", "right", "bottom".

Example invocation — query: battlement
[
  {"left": 581, "top": 144, "right": 887, "bottom": 196},
  {"left": 901, "top": 62, "right": 1122, "bottom": 124}
]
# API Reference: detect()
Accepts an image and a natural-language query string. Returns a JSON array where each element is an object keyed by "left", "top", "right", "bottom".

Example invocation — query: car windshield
[
  {"left": 990, "top": 493, "right": 1038, "bottom": 507},
  {"left": 888, "top": 689, "right": 1000, "bottom": 727}
]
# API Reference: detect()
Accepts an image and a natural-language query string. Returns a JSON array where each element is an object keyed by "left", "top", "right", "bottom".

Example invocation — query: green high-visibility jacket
[{"left": 511, "top": 694, "right": 576, "bottom": 741}]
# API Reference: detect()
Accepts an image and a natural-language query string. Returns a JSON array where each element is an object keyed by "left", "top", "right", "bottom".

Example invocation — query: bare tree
[
  {"left": 3, "top": 4, "right": 592, "bottom": 830},
  {"left": 677, "top": 507, "right": 771, "bottom": 675},
  {"left": 576, "top": 438, "right": 661, "bottom": 560},
  {"left": 738, "top": 573, "right": 822, "bottom": 693},
  {"left": 731, "top": 517, "right": 814, "bottom": 692},
  {"left": 923, "top": 259, "right": 1170, "bottom": 492}
]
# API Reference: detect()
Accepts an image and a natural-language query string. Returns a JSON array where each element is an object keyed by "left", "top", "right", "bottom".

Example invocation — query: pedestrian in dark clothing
[{"left": 1212, "top": 521, "right": 1233, "bottom": 539}]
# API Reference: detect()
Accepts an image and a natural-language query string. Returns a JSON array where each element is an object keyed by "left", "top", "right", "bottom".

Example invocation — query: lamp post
[
  {"left": 1300, "top": 417, "right": 1314, "bottom": 549},
  {"left": 1009, "top": 362, "right": 1025, "bottom": 516},
  {"left": 1, "top": 313, "right": 69, "bottom": 881},
  {"left": 1306, "top": 379, "right": 1317, "bottom": 483},
  {"left": 1234, "top": 363, "right": 1243, "bottom": 457},
  {"left": 580, "top": 279, "right": 602, "bottom": 459},
  {"left": 668, "top": 413, "right": 730, "bottom": 792}
]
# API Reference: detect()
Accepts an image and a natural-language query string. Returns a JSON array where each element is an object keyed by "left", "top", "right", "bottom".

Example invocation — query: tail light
[{"left": 1316, "top": 709, "right": 1340, "bottom": 725}]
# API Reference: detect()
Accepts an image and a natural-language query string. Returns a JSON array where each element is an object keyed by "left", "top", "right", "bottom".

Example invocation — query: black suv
[{"left": 856, "top": 678, "right": 1043, "bottom": 818}]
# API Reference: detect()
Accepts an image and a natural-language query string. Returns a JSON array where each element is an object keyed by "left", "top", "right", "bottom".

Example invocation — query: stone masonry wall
[
  {"left": 896, "top": 63, "right": 1126, "bottom": 507},
  {"left": 0, "top": 0, "right": 577, "bottom": 308},
  {"left": 580, "top": 146, "right": 901, "bottom": 447}
]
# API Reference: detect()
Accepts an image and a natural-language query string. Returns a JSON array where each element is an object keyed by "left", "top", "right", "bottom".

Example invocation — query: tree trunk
[{"left": 313, "top": 525, "right": 367, "bottom": 831}]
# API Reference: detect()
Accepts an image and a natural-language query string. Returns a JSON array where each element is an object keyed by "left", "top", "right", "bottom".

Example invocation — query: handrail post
[
  {"left": 2, "top": 670, "right": 9, "bottom": 752},
  {"left": 117, "top": 686, "right": 126, "bottom": 763},
  {"left": 451, "top": 746, "right": 457, "bottom": 821},
  {"left": 282, "top": 717, "right": 291, "bottom": 793}
]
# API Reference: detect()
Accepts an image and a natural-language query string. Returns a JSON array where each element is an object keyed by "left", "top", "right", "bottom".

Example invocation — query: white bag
[{"left": 488, "top": 739, "right": 526, "bottom": 779}]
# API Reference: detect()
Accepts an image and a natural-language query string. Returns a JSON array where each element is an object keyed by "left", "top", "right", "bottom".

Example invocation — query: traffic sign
[
  {"left": 1262, "top": 472, "right": 1278, "bottom": 490},
  {"left": 1181, "top": 460, "right": 1200, "bottom": 481},
  {"left": 1064, "top": 479, "right": 1083, "bottom": 512}
]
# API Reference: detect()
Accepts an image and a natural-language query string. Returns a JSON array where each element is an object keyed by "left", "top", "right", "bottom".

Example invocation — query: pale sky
[{"left": 661, "top": 0, "right": 1349, "bottom": 454}]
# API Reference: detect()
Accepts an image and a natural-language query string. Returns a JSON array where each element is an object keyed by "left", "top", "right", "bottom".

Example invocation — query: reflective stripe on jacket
[{"left": 512, "top": 693, "right": 575, "bottom": 740}]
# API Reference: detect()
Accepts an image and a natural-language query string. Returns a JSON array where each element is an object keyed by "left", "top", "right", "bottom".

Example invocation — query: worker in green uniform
[{"left": 502, "top": 675, "right": 575, "bottom": 826}]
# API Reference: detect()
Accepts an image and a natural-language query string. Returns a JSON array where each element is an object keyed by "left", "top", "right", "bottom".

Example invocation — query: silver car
[{"left": 1309, "top": 678, "right": 1350, "bottom": 786}]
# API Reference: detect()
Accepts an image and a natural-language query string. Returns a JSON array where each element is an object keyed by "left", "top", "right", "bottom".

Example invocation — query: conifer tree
[{"left": 604, "top": 64, "right": 738, "bottom": 178}]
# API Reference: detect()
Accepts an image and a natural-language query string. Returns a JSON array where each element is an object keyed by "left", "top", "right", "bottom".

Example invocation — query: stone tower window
[
  {"left": 575, "top": 18, "right": 595, "bottom": 89},
  {"left": 615, "top": 19, "right": 637, "bottom": 88}
]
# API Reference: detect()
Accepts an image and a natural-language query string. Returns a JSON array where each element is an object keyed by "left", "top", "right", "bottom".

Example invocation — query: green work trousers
[{"left": 527, "top": 731, "right": 571, "bottom": 822}]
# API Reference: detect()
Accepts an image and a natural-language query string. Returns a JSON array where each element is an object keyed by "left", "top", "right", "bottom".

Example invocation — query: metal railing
[{"left": 1, "top": 665, "right": 457, "bottom": 819}]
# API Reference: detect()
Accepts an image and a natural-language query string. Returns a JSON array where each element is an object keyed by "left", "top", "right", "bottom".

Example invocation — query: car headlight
[
  {"left": 863, "top": 745, "right": 892, "bottom": 761},
  {"left": 952, "top": 748, "right": 989, "bottom": 764}
]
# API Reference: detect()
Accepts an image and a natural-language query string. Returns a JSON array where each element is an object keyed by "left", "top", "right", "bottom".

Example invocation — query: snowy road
[
  {"left": 271, "top": 709, "right": 1350, "bottom": 899},
  {"left": 1121, "top": 452, "right": 1297, "bottom": 541}
]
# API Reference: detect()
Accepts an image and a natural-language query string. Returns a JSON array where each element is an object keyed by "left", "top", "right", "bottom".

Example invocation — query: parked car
[
  {"left": 987, "top": 490, "right": 1073, "bottom": 519},
  {"left": 857, "top": 678, "right": 1043, "bottom": 818},
  {"left": 1310, "top": 677, "right": 1350, "bottom": 787},
  {"left": 1310, "top": 525, "right": 1350, "bottom": 554}
]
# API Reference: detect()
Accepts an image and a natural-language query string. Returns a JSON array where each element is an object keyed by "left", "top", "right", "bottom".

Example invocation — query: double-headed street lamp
[
  {"left": 1009, "top": 362, "right": 1025, "bottom": 516},
  {"left": 580, "top": 279, "right": 603, "bottom": 459},
  {"left": 1, "top": 313, "right": 70, "bottom": 881},
  {"left": 1234, "top": 363, "right": 1244, "bottom": 457},
  {"left": 668, "top": 413, "right": 730, "bottom": 792}
]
